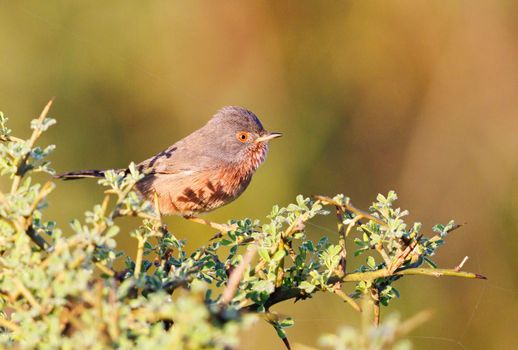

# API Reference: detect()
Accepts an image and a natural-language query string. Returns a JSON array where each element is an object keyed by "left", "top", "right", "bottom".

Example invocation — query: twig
[
  {"left": 0, "top": 134, "right": 24, "bottom": 143},
  {"left": 315, "top": 195, "right": 387, "bottom": 228},
  {"left": 135, "top": 212, "right": 160, "bottom": 221},
  {"left": 345, "top": 215, "right": 363, "bottom": 237},
  {"left": 360, "top": 295, "right": 371, "bottom": 341},
  {"left": 396, "top": 309, "right": 434, "bottom": 337},
  {"left": 40, "top": 236, "right": 83, "bottom": 268},
  {"left": 220, "top": 245, "right": 257, "bottom": 306},
  {"left": 342, "top": 267, "right": 487, "bottom": 281},
  {"left": 370, "top": 286, "right": 380, "bottom": 326},
  {"left": 332, "top": 283, "right": 361, "bottom": 312},
  {"left": 28, "top": 181, "right": 55, "bottom": 214},
  {"left": 22, "top": 181, "right": 56, "bottom": 252},
  {"left": 0, "top": 317, "right": 20, "bottom": 332},
  {"left": 286, "top": 243, "right": 297, "bottom": 262},
  {"left": 68, "top": 254, "right": 85, "bottom": 269},
  {"left": 134, "top": 235, "right": 145, "bottom": 277},
  {"left": 108, "top": 288, "right": 120, "bottom": 340},
  {"left": 375, "top": 243, "right": 392, "bottom": 267},
  {"left": 335, "top": 206, "right": 347, "bottom": 276},
  {"left": 326, "top": 195, "right": 391, "bottom": 268},
  {"left": 387, "top": 235, "right": 421, "bottom": 274},
  {"left": 10, "top": 99, "right": 54, "bottom": 195},
  {"left": 100, "top": 195, "right": 110, "bottom": 217},
  {"left": 91, "top": 195, "right": 111, "bottom": 234},
  {"left": 96, "top": 262, "right": 115, "bottom": 277},
  {"left": 94, "top": 281, "right": 111, "bottom": 345},
  {"left": 26, "top": 225, "right": 51, "bottom": 252},
  {"left": 13, "top": 278, "right": 43, "bottom": 313},
  {"left": 7, "top": 102, "right": 56, "bottom": 253},
  {"left": 454, "top": 256, "right": 469, "bottom": 272},
  {"left": 275, "top": 240, "right": 286, "bottom": 288},
  {"left": 283, "top": 212, "right": 308, "bottom": 238},
  {"left": 246, "top": 265, "right": 485, "bottom": 313}
]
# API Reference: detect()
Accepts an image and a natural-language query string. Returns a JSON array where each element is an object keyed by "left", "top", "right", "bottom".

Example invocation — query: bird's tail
[{"left": 54, "top": 169, "right": 109, "bottom": 180}]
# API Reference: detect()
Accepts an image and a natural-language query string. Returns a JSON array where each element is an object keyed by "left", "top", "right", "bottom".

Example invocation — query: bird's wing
[{"left": 137, "top": 135, "right": 219, "bottom": 175}]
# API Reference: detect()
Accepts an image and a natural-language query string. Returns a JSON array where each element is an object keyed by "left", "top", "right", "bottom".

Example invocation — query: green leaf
[
  {"left": 299, "top": 281, "right": 316, "bottom": 293},
  {"left": 424, "top": 257, "right": 437, "bottom": 268},
  {"left": 258, "top": 247, "right": 270, "bottom": 262},
  {"left": 279, "top": 317, "right": 294, "bottom": 328},
  {"left": 105, "top": 226, "right": 120, "bottom": 238},
  {"left": 367, "top": 256, "right": 376, "bottom": 269},
  {"left": 272, "top": 249, "right": 286, "bottom": 262},
  {"left": 253, "top": 280, "right": 275, "bottom": 294}
]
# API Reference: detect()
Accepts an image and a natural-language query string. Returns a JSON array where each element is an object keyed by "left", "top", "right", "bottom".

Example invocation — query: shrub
[{"left": 0, "top": 101, "right": 485, "bottom": 349}]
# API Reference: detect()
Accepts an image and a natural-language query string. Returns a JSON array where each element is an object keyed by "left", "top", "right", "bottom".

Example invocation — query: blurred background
[{"left": 1, "top": 1, "right": 517, "bottom": 349}]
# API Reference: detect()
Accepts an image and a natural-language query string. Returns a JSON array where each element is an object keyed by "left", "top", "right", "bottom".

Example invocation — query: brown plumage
[{"left": 56, "top": 106, "right": 281, "bottom": 216}]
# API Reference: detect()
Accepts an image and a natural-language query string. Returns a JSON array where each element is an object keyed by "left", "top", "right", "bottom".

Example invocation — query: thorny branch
[{"left": 241, "top": 194, "right": 486, "bottom": 332}]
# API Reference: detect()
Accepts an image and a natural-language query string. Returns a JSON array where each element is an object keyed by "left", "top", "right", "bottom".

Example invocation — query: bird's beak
[{"left": 255, "top": 132, "right": 283, "bottom": 143}]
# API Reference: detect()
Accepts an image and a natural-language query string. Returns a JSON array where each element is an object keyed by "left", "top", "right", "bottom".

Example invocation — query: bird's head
[{"left": 205, "top": 106, "right": 282, "bottom": 171}]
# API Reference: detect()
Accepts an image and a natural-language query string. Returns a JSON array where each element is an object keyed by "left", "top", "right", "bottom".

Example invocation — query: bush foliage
[{"left": 0, "top": 102, "right": 485, "bottom": 349}]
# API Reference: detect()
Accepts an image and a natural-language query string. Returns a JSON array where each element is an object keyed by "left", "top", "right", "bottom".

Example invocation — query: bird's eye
[{"left": 236, "top": 132, "right": 249, "bottom": 143}]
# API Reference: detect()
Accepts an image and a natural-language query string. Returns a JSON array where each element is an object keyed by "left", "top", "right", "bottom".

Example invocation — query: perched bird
[{"left": 56, "top": 106, "right": 281, "bottom": 218}]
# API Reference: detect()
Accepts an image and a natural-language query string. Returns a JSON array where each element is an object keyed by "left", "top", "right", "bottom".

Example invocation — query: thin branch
[
  {"left": 315, "top": 195, "right": 387, "bottom": 228},
  {"left": 96, "top": 262, "right": 115, "bottom": 277},
  {"left": 387, "top": 235, "right": 421, "bottom": 274},
  {"left": 370, "top": 286, "right": 380, "bottom": 326},
  {"left": 454, "top": 256, "right": 469, "bottom": 272},
  {"left": 0, "top": 317, "right": 20, "bottom": 332},
  {"left": 22, "top": 181, "right": 56, "bottom": 252},
  {"left": 94, "top": 282, "right": 108, "bottom": 344},
  {"left": 108, "top": 287, "right": 120, "bottom": 340},
  {"left": 343, "top": 267, "right": 487, "bottom": 282},
  {"left": 13, "top": 278, "right": 43, "bottom": 313},
  {"left": 332, "top": 283, "right": 361, "bottom": 312},
  {"left": 28, "top": 181, "right": 55, "bottom": 213},
  {"left": 10, "top": 99, "right": 54, "bottom": 195},
  {"left": 345, "top": 215, "right": 363, "bottom": 236},
  {"left": 245, "top": 265, "right": 485, "bottom": 313},
  {"left": 275, "top": 240, "right": 285, "bottom": 288},
  {"left": 134, "top": 235, "right": 145, "bottom": 278},
  {"left": 40, "top": 236, "right": 83, "bottom": 269},
  {"left": 283, "top": 211, "right": 309, "bottom": 238},
  {"left": 91, "top": 195, "right": 111, "bottom": 234},
  {"left": 335, "top": 206, "right": 347, "bottom": 276},
  {"left": 220, "top": 245, "right": 257, "bottom": 306},
  {"left": 26, "top": 225, "right": 51, "bottom": 252},
  {"left": 375, "top": 243, "right": 392, "bottom": 267},
  {"left": 319, "top": 195, "right": 392, "bottom": 269},
  {"left": 396, "top": 309, "right": 434, "bottom": 337},
  {"left": 0, "top": 134, "right": 24, "bottom": 143}
]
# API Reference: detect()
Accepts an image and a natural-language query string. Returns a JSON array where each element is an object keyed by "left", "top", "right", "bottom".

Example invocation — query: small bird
[{"left": 57, "top": 106, "right": 281, "bottom": 219}]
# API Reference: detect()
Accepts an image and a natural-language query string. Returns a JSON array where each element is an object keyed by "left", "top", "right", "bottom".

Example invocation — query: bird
[{"left": 56, "top": 106, "right": 281, "bottom": 226}]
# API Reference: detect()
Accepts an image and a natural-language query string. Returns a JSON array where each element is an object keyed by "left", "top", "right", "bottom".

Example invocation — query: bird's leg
[
  {"left": 153, "top": 191, "right": 162, "bottom": 221},
  {"left": 184, "top": 216, "right": 237, "bottom": 232}
]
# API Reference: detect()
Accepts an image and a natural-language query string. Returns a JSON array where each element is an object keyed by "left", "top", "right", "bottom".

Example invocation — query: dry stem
[{"left": 220, "top": 245, "right": 257, "bottom": 306}]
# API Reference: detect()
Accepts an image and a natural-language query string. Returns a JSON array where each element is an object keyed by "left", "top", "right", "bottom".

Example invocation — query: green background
[{"left": 1, "top": 1, "right": 517, "bottom": 349}]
